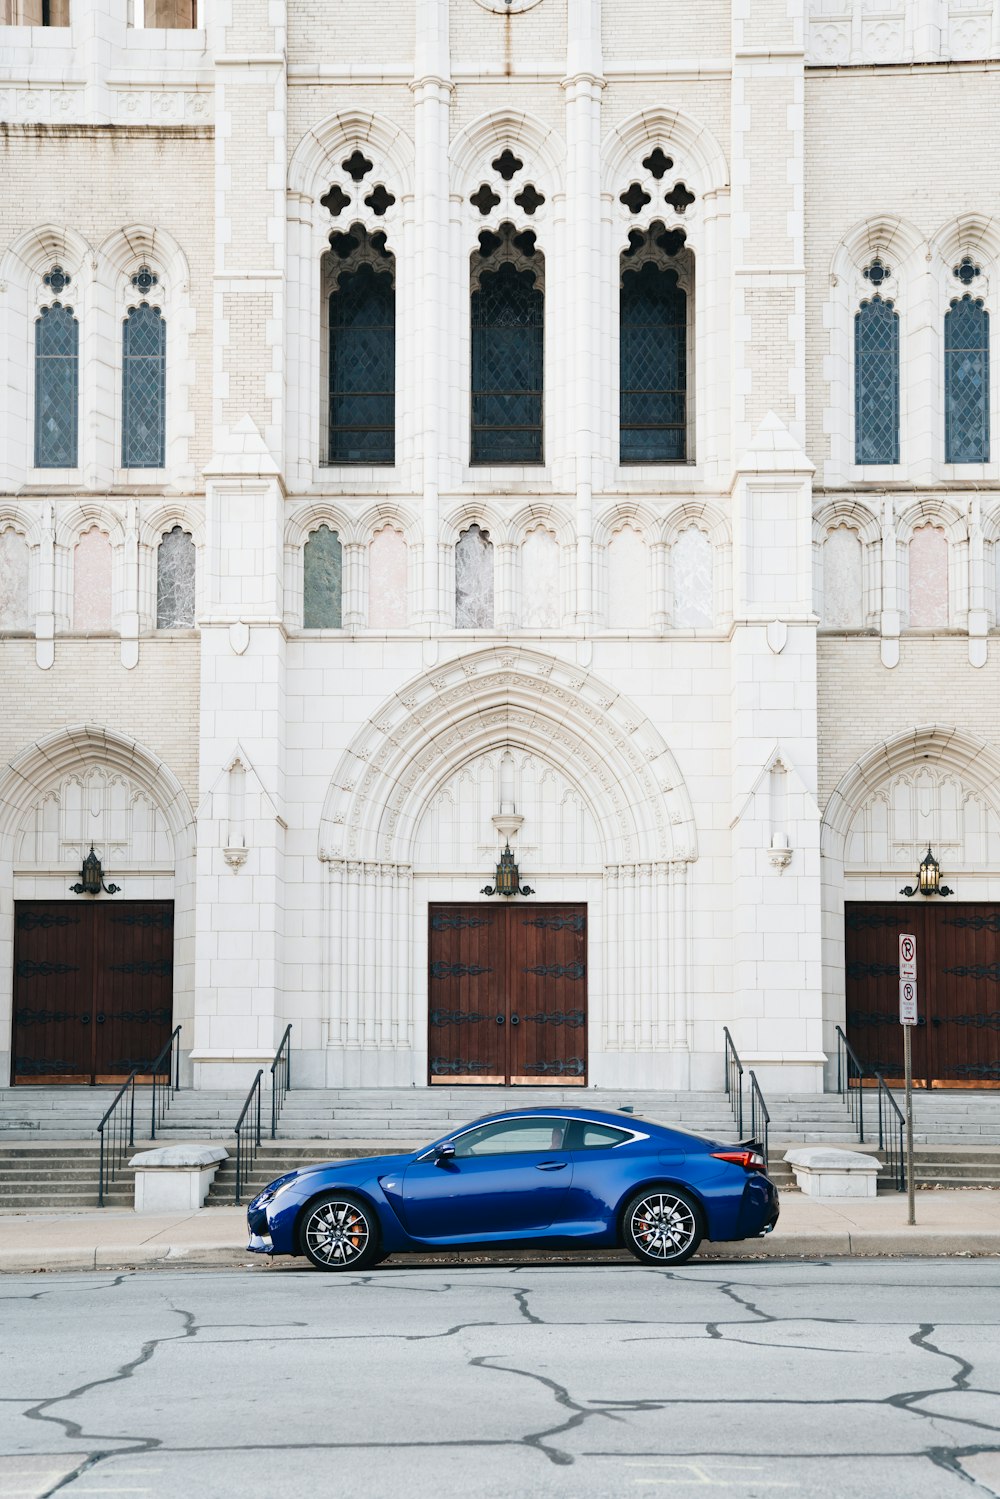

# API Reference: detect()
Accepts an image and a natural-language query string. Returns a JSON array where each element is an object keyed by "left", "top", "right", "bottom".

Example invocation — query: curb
[{"left": 3, "top": 1232, "right": 1000, "bottom": 1272}]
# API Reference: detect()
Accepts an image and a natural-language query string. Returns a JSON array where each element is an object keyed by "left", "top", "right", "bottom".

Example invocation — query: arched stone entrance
[
  {"left": 317, "top": 646, "right": 697, "bottom": 1088},
  {"left": 0, "top": 726, "right": 195, "bottom": 1084}
]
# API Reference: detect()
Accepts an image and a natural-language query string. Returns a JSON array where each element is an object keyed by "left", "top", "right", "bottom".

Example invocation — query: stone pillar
[
  {"left": 191, "top": 0, "right": 289, "bottom": 1089},
  {"left": 730, "top": 416, "right": 824, "bottom": 1092},
  {"left": 411, "top": 0, "right": 451, "bottom": 623},
  {"left": 563, "top": 0, "right": 604, "bottom": 624}
]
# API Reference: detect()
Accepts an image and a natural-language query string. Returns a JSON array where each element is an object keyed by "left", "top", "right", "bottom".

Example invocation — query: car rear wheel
[
  {"left": 622, "top": 1187, "right": 702, "bottom": 1265},
  {"left": 299, "top": 1193, "right": 379, "bottom": 1271}
]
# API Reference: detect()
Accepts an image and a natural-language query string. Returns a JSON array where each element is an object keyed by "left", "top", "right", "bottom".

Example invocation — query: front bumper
[{"left": 246, "top": 1230, "right": 274, "bottom": 1255}]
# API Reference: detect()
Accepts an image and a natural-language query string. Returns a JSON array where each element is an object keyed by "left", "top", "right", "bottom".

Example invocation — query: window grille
[
  {"left": 620, "top": 260, "right": 688, "bottom": 463},
  {"left": 122, "top": 303, "right": 166, "bottom": 468},
  {"left": 945, "top": 294, "right": 990, "bottom": 464},
  {"left": 471, "top": 227, "right": 543, "bottom": 465},
  {"left": 34, "top": 303, "right": 78, "bottom": 469},
  {"left": 854, "top": 296, "right": 900, "bottom": 465},
  {"left": 328, "top": 260, "right": 395, "bottom": 465}
]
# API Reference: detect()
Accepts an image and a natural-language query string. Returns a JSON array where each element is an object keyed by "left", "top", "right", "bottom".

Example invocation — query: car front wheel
[
  {"left": 622, "top": 1187, "right": 702, "bottom": 1265},
  {"left": 298, "top": 1193, "right": 379, "bottom": 1271}
]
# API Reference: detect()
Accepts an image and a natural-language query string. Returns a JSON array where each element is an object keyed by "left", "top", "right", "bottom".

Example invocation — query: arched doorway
[
  {"left": 822, "top": 727, "right": 1000, "bottom": 1086},
  {"left": 318, "top": 646, "right": 697, "bottom": 1089},
  {"left": 0, "top": 727, "right": 195, "bottom": 1085}
]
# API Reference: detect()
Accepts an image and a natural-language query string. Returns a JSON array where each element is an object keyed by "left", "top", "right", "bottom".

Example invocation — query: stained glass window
[
  {"left": 34, "top": 303, "right": 78, "bottom": 468},
  {"left": 471, "top": 261, "right": 543, "bottom": 465},
  {"left": 328, "top": 262, "right": 395, "bottom": 464},
  {"left": 122, "top": 303, "right": 166, "bottom": 468},
  {"left": 156, "top": 526, "right": 195, "bottom": 628},
  {"left": 945, "top": 295, "right": 989, "bottom": 464},
  {"left": 620, "top": 261, "right": 687, "bottom": 463},
  {"left": 854, "top": 296, "right": 899, "bottom": 465},
  {"left": 303, "top": 525, "right": 342, "bottom": 628}
]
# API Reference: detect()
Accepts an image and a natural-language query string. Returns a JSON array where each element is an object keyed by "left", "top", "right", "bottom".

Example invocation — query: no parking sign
[{"left": 899, "top": 934, "right": 918, "bottom": 1026}]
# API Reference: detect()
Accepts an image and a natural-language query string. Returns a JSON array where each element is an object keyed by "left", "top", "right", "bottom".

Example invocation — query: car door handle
[{"left": 536, "top": 1160, "right": 567, "bottom": 1171}]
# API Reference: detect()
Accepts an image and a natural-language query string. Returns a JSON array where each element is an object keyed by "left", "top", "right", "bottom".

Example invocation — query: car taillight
[{"left": 711, "top": 1149, "right": 767, "bottom": 1172}]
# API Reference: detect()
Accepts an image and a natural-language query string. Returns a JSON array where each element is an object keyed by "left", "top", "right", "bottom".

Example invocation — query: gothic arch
[
  {"left": 288, "top": 109, "right": 415, "bottom": 203},
  {"left": 821, "top": 725, "right": 1000, "bottom": 860},
  {"left": 601, "top": 107, "right": 729, "bottom": 201},
  {"left": 318, "top": 646, "right": 697, "bottom": 867},
  {"left": 449, "top": 110, "right": 566, "bottom": 201}
]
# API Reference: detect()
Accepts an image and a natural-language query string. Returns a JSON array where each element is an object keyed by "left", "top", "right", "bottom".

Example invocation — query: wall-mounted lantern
[
  {"left": 900, "top": 846, "right": 953, "bottom": 898},
  {"left": 481, "top": 841, "right": 534, "bottom": 898},
  {"left": 70, "top": 845, "right": 121, "bottom": 897}
]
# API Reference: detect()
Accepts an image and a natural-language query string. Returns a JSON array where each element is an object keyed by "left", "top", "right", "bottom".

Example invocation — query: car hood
[{"left": 289, "top": 1150, "right": 417, "bottom": 1182}]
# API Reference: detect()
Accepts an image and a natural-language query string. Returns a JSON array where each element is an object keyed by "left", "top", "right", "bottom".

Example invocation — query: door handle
[
  {"left": 536, "top": 1160, "right": 567, "bottom": 1171},
  {"left": 510, "top": 1014, "right": 520, "bottom": 1026},
  {"left": 496, "top": 1015, "right": 505, "bottom": 1025}
]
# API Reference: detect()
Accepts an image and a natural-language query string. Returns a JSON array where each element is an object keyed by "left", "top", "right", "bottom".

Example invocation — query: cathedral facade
[{"left": 2, "top": 0, "right": 1000, "bottom": 1097}]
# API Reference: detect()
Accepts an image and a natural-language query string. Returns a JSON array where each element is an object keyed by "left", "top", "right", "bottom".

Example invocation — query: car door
[{"left": 397, "top": 1117, "right": 574, "bottom": 1242}]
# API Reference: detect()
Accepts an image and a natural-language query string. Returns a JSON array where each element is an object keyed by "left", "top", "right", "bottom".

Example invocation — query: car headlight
[{"left": 252, "top": 1172, "right": 299, "bottom": 1208}]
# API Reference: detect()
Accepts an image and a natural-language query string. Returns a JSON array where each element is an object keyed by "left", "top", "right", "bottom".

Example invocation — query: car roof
[{"left": 458, "top": 1106, "right": 663, "bottom": 1131}]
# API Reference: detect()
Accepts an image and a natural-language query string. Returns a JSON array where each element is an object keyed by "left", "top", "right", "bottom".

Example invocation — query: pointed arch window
[
  {"left": 325, "top": 227, "right": 395, "bottom": 465},
  {"left": 620, "top": 226, "right": 691, "bottom": 463},
  {"left": 156, "top": 526, "right": 195, "bottom": 628},
  {"left": 34, "top": 302, "right": 78, "bottom": 469},
  {"left": 854, "top": 295, "right": 899, "bottom": 465},
  {"left": 122, "top": 302, "right": 167, "bottom": 468},
  {"left": 455, "top": 523, "right": 494, "bottom": 627},
  {"left": 303, "top": 525, "right": 343, "bottom": 628},
  {"left": 471, "top": 225, "right": 544, "bottom": 465},
  {"left": 945, "top": 294, "right": 990, "bottom": 463}
]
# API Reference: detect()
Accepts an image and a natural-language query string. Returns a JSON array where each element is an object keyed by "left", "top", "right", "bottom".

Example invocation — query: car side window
[
  {"left": 566, "top": 1121, "right": 632, "bottom": 1151},
  {"left": 450, "top": 1118, "right": 569, "bottom": 1157}
]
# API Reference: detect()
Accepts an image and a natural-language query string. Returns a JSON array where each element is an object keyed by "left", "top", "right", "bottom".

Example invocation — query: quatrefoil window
[
  {"left": 321, "top": 183, "right": 351, "bottom": 217},
  {"left": 471, "top": 183, "right": 502, "bottom": 216},
  {"left": 43, "top": 265, "right": 70, "bottom": 295},
  {"left": 863, "top": 258, "right": 890, "bottom": 288},
  {"left": 954, "top": 256, "right": 982, "bottom": 286},
  {"left": 341, "top": 150, "right": 374, "bottom": 182},
  {"left": 664, "top": 181, "right": 695, "bottom": 214},
  {"left": 130, "top": 265, "right": 159, "bottom": 294},
  {"left": 514, "top": 183, "right": 545, "bottom": 215},
  {"left": 642, "top": 148, "right": 673, "bottom": 180},
  {"left": 364, "top": 184, "right": 396, "bottom": 216},
  {"left": 492, "top": 149, "right": 524, "bottom": 181},
  {"left": 620, "top": 182, "right": 651, "bottom": 214}
]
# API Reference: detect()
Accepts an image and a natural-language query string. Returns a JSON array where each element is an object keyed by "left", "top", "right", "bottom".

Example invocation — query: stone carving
[
  {"left": 845, "top": 766, "right": 1000, "bottom": 871},
  {"left": 16, "top": 766, "right": 174, "bottom": 869}
]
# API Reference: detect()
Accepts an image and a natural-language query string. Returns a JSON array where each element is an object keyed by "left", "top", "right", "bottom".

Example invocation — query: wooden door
[
  {"left": 12, "top": 901, "right": 174, "bottom": 1085},
  {"left": 845, "top": 902, "right": 1000, "bottom": 1087},
  {"left": 427, "top": 903, "right": 587, "bottom": 1085}
]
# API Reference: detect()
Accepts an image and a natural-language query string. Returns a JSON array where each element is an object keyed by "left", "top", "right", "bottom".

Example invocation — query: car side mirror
[{"left": 434, "top": 1144, "right": 456, "bottom": 1165}]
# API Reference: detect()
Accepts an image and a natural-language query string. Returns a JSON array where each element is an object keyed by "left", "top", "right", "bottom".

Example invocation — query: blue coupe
[{"left": 246, "top": 1107, "right": 779, "bottom": 1269}]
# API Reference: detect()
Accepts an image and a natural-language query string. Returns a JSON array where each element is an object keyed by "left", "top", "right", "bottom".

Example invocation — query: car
[{"left": 245, "top": 1107, "right": 779, "bottom": 1270}]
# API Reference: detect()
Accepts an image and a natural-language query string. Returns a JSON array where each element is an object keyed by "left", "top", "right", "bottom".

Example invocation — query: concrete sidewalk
[{"left": 0, "top": 1188, "right": 998, "bottom": 1271}]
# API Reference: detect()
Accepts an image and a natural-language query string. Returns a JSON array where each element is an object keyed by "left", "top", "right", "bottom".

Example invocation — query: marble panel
[
  {"left": 303, "top": 525, "right": 342, "bottom": 629},
  {"left": 156, "top": 526, "right": 196, "bottom": 629},
  {"left": 0, "top": 528, "right": 30, "bottom": 630},
  {"left": 672, "top": 527, "right": 713, "bottom": 628},
  {"left": 823, "top": 526, "right": 864, "bottom": 629},
  {"left": 73, "top": 528, "right": 112, "bottom": 633},
  {"left": 908, "top": 524, "right": 948, "bottom": 628},
  {"left": 368, "top": 526, "right": 408, "bottom": 628},
  {"left": 607, "top": 525, "right": 648, "bottom": 628},
  {"left": 521, "top": 527, "right": 560, "bottom": 628},
  {"left": 455, "top": 524, "right": 494, "bottom": 628}
]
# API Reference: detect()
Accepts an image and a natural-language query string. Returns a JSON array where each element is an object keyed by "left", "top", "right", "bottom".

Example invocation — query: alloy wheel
[
  {"left": 301, "top": 1196, "right": 374, "bottom": 1270},
  {"left": 626, "top": 1190, "right": 701, "bottom": 1263}
]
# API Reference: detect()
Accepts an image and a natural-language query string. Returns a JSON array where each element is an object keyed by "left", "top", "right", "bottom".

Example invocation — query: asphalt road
[{"left": 2, "top": 1258, "right": 1000, "bottom": 1499}]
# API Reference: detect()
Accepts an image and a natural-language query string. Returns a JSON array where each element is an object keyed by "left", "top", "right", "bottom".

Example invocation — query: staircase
[{"left": 1, "top": 1084, "right": 998, "bottom": 1208}]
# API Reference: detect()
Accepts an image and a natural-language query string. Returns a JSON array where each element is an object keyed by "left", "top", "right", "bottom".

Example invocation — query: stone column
[
  {"left": 411, "top": 0, "right": 451, "bottom": 623},
  {"left": 563, "top": 0, "right": 604, "bottom": 625},
  {"left": 191, "top": 0, "right": 289, "bottom": 1089}
]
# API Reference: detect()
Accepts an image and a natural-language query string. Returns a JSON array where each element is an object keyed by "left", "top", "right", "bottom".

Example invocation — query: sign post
[{"left": 899, "top": 934, "right": 917, "bottom": 1227}]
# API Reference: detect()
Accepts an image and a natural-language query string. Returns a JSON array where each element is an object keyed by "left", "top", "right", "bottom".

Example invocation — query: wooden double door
[
  {"left": 845, "top": 902, "right": 1000, "bottom": 1087},
  {"left": 12, "top": 901, "right": 174, "bottom": 1085},
  {"left": 428, "top": 903, "right": 587, "bottom": 1085}
]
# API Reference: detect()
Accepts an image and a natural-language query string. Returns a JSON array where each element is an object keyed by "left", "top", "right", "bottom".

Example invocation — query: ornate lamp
[
  {"left": 70, "top": 845, "right": 120, "bottom": 897},
  {"left": 481, "top": 841, "right": 534, "bottom": 898},
  {"left": 900, "top": 846, "right": 953, "bottom": 898}
]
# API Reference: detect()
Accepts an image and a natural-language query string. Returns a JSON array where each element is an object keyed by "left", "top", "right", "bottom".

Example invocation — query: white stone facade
[{"left": 2, "top": 0, "right": 1000, "bottom": 1096}]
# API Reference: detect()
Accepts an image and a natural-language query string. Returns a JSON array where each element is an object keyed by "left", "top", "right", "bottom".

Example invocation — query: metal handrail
[
  {"left": 834, "top": 1024, "right": 866, "bottom": 1143},
  {"left": 270, "top": 1024, "right": 292, "bottom": 1140},
  {"left": 722, "top": 1026, "right": 744, "bottom": 1137},
  {"left": 875, "top": 1071, "right": 906, "bottom": 1192},
  {"left": 97, "top": 1069, "right": 140, "bottom": 1207},
  {"left": 149, "top": 1025, "right": 182, "bottom": 1140},
  {"left": 234, "top": 1069, "right": 263, "bottom": 1206},
  {"left": 748, "top": 1069, "right": 771, "bottom": 1170}
]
